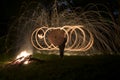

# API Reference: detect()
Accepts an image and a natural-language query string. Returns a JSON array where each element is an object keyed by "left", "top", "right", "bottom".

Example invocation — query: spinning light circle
[{"left": 31, "top": 25, "right": 94, "bottom": 51}]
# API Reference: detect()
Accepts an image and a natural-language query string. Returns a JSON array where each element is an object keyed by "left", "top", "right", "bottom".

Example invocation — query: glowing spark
[
  {"left": 16, "top": 51, "right": 31, "bottom": 59},
  {"left": 31, "top": 25, "right": 94, "bottom": 51},
  {"left": 38, "top": 34, "right": 44, "bottom": 39},
  {"left": 7, "top": 2, "right": 119, "bottom": 56},
  {"left": 24, "top": 60, "right": 29, "bottom": 65},
  {"left": 15, "top": 50, "right": 32, "bottom": 65}
]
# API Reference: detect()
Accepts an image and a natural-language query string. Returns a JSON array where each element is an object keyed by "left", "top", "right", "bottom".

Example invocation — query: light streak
[
  {"left": 14, "top": 50, "right": 32, "bottom": 65},
  {"left": 31, "top": 25, "right": 94, "bottom": 52}
]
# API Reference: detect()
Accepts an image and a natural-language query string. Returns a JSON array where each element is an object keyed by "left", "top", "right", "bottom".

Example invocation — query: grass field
[{"left": 0, "top": 53, "right": 120, "bottom": 80}]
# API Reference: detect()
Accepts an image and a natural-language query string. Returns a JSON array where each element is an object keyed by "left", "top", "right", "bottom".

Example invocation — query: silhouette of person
[{"left": 58, "top": 36, "right": 67, "bottom": 58}]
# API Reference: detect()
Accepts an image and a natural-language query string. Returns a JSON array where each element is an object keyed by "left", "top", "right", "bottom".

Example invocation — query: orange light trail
[{"left": 31, "top": 25, "right": 94, "bottom": 52}]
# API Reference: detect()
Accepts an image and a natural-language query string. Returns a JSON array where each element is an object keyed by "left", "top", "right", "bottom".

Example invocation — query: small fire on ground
[{"left": 11, "top": 50, "right": 32, "bottom": 65}]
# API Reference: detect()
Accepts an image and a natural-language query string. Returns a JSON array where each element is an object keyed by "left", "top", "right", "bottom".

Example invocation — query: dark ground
[{"left": 0, "top": 54, "right": 120, "bottom": 80}]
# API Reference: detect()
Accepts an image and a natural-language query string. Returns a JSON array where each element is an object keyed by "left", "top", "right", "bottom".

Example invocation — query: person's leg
[
  {"left": 58, "top": 37, "right": 67, "bottom": 58},
  {"left": 59, "top": 45, "right": 64, "bottom": 58}
]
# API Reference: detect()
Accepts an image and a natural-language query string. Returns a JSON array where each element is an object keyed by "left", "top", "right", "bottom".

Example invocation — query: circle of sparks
[{"left": 31, "top": 25, "right": 94, "bottom": 51}]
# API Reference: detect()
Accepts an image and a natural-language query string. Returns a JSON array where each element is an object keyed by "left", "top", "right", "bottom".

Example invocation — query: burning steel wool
[
  {"left": 10, "top": 51, "right": 32, "bottom": 65},
  {"left": 9, "top": 50, "right": 45, "bottom": 65},
  {"left": 31, "top": 25, "right": 94, "bottom": 51},
  {"left": 6, "top": 1, "right": 120, "bottom": 57}
]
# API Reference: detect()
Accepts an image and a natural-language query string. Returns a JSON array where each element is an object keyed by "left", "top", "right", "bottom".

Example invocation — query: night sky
[
  {"left": 0, "top": 0, "right": 21, "bottom": 36},
  {"left": 0, "top": 0, "right": 119, "bottom": 37}
]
